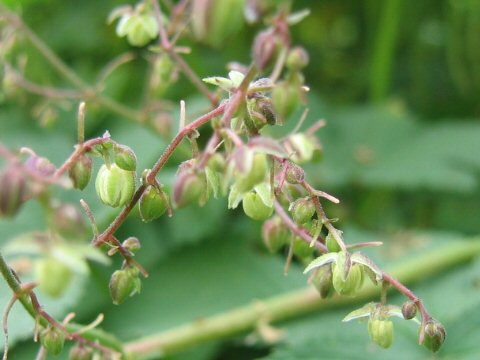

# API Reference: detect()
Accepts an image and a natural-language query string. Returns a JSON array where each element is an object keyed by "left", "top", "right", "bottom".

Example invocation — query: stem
[
  {"left": 124, "top": 239, "right": 480, "bottom": 358},
  {"left": 0, "top": 252, "right": 123, "bottom": 354}
]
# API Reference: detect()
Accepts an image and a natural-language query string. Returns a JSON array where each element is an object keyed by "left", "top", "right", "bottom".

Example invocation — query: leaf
[{"left": 303, "top": 253, "right": 338, "bottom": 273}]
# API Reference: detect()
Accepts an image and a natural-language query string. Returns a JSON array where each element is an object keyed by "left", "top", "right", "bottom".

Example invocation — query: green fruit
[
  {"left": 40, "top": 326, "right": 65, "bottom": 355},
  {"left": 242, "top": 191, "right": 273, "bottom": 221},
  {"left": 293, "top": 237, "right": 314, "bottom": 259},
  {"left": 95, "top": 164, "right": 136, "bottom": 208},
  {"left": 368, "top": 318, "right": 394, "bottom": 349},
  {"left": 235, "top": 153, "right": 268, "bottom": 193},
  {"left": 261, "top": 217, "right": 290, "bottom": 253},
  {"left": 35, "top": 258, "right": 72, "bottom": 298},
  {"left": 113, "top": 144, "right": 137, "bottom": 171},
  {"left": 109, "top": 268, "right": 140, "bottom": 305},
  {"left": 139, "top": 186, "right": 167, "bottom": 222},
  {"left": 290, "top": 197, "right": 315, "bottom": 225},
  {"left": 69, "top": 154, "right": 92, "bottom": 190},
  {"left": 311, "top": 265, "right": 334, "bottom": 299},
  {"left": 332, "top": 259, "right": 364, "bottom": 296}
]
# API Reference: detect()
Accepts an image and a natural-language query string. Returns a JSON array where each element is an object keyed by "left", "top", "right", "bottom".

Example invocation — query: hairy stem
[{"left": 124, "top": 239, "right": 480, "bottom": 358}]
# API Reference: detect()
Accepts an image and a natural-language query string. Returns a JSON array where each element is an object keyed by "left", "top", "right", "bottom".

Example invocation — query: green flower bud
[
  {"left": 191, "top": 0, "right": 246, "bottom": 47},
  {"left": 95, "top": 164, "right": 135, "bottom": 208},
  {"left": 242, "top": 191, "right": 273, "bottom": 221},
  {"left": 109, "top": 268, "right": 140, "bottom": 305},
  {"left": 285, "top": 162, "right": 304, "bottom": 184},
  {"left": 235, "top": 153, "right": 268, "bottom": 193},
  {"left": 122, "top": 236, "right": 141, "bottom": 253},
  {"left": 35, "top": 257, "right": 72, "bottom": 298},
  {"left": 261, "top": 216, "right": 290, "bottom": 253},
  {"left": 207, "top": 153, "right": 226, "bottom": 173},
  {"left": 332, "top": 259, "right": 364, "bottom": 296},
  {"left": 293, "top": 237, "right": 314, "bottom": 259},
  {"left": 113, "top": 144, "right": 137, "bottom": 171},
  {"left": 401, "top": 301, "right": 417, "bottom": 320},
  {"left": 290, "top": 197, "right": 315, "bottom": 225},
  {"left": 272, "top": 81, "right": 300, "bottom": 123},
  {"left": 286, "top": 46, "right": 309, "bottom": 70},
  {"left": 173, "top": 162, "right": 207, "bottom": 208},
  {"left": 116, "top": 13, "right": 158, "bottom": 47},
  {"left": 40, "top": 326, "right": 65, "bottom": 355},
  {"left": 0, "top": 166, "right": 26, "bottom": 218},
  {"left": 311, "top": 265, "right": 334, "bottom": 299},
  {"left": 368, "top": 318, "right": 394, "bottom": 349},
  {"left": 139, "top": 185, "right": 167, "bottom": 222},
  {"left": 69, "top": 345, "right": 93, "bottom": 360},
  {"left": 284, "top": 133, "right": 317, "bottom": 164},
  {"left": 326, "top": 232, "right": 341, "bottom": 252},
  {"left": 423, "top": 319, "right": 446, "bottom": 353},
  {"left": 69, "top": 154, "right": 92, "bottom": 190}
]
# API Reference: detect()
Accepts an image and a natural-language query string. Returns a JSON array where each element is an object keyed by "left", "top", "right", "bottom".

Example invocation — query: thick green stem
[
  {"left": 368, "top": 0, "right": 403, "bottom": 102},
  {"left": 125, "top": 239, "right": 480, "bottom": 358}
]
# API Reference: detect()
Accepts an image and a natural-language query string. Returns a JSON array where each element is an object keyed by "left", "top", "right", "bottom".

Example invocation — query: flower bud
[
  {"left": 401, "top": 301, "right": 417, "bottom": 320},
  {"left": 25, "top": 154, "right": 56, "bottom": 176},
  {"left": 242, "top": 191, "right": 273, "bottom": 221},
  {"left": 252, "top": 29, "right": 277, "bottom": 71},
  {"left": 109, "top": 268, "right": 140, "bottom": 305},
  {"left": 139, "top": 185, "right": 167, "bottom": 222},
  {"left": 0, "top": 166, "right": 26, "bottom": 218},
  {"left": 50, "top": 202, "right": 86, "bottom": 239},
  {"left": 332, "top": 256, "right": 364, "bottom": 296},
  {"left": 293, "top": 237, "right": 314, "bottom": 259},
  {"left": 116, "top": 12, "right": 158, "bottom": 47},
  {"left": 368, "top": 318, "right": 394, "bottom": 349},
  {"left": 284, "top": 133, "right": 318, "bottom": 164},
  {"left": 69, "top": 154, "right": 92, "bottom": 190},
  {"left": 207, "top": 153, "right": 226, "bottom": 173},
  {"left": 95, "top": 164, "right": 135, "bottom": 208},
  {"left": 235, "top": 153, "right": 268, "bottom": 193},
  {"left": 326, "top": 232, "right": 341, "bottom": 252},
  {"left": 35, "top": 257, "right": 72, "bottom": 298},
  {"left": 423, "top": 319, "right": 446, "bottom": 353},
  {"left": 69, "top": 345, "right": 93, "bottom": 360},
  {"left": 272, "top": 81, "right": 300, "bottom": 123},
  {"left": 290, "top": 197, "right": 315, "bottom": 225},
  {"left": 191, "top": 0, "right": 246, "bottom": 47},
  {"left": 40, "top": 326, "right": 65, "bottom": 355},
  {"left": 113, "top": 144, "right": 137, "bottom": 171},
  {"left": 311, "top": 265, "right": 334, "bottom": 299},
  {"left": 285, "top": 162, "right": 304, "bottom": 184},
  {"left": 122, "top": 236, "right": 141, "bottom": 253},
  {"left": 173, "top": 161, "right": 207, "bottom": 208},
  {"left": 261, "top": 217, "right": 290, "bottom": 253},
  {"left": 286, "top": 46, "right": 309, "bottom": 70}
]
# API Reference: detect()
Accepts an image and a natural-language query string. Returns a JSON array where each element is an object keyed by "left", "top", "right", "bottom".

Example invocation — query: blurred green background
[{"left": 1, "top": 0, "right": 480, "bottom": 359}]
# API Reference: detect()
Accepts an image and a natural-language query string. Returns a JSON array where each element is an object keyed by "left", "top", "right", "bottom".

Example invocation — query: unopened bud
[
  {"left": 40, "top": 326, "right": 65, "bottom": 355},
  {"left": 252, "top": 29, "right": 277, "bottom": 71},
  {"left": 114, "top": 144, "right": 137, "bottom": 171},
  {"left": 25, "top": 154, "right": 56, "bottom": 176},
  {"left": 139, "top": 185, "right": 167, "bottom": 222},
  {"left": 401, "top": 301, "right": 417, "bottom": 320},
  {"left": 285, "top": 162, "right": 304, "bottom": 184},
  {"left": 35, "top": 257, "right": 72, "bottom": 298},
  {"left": 235, "top": 153, "right": 268, "bottom": 193},
  {"left": 290, "top": 197, "right": 315, "bottom": 225},
  {"left": 69, "top": 345, "right": 93, "bottom": 360},
  {"left": 423, "top": 319, "right": 446, "bottom": 353},
  {"left": 122, "top": 236, "right": 141, "bottom": 253},
  {"left": 95, "top": 164, "right": 136, "bottom": 208},
  {"left": 368, "top": 318, "right": 394, "bottom": 349},
  {"left": 242, "top": 191, "right": 273, "bottom": 221},
  {"left": 173, "top": 161, "right": 207, "bottom": 208},
  {"left": 332, "top": 254, "right": 364, "bottom": 296},
  {"left": 272, "top": 81, "right": 300, "bottom": 123},
  {"left": 286, "top": 46, "right": 309, "bottom": 70},
  {"left": 311, "top": 265, "right": 334, "bottom": 299},
  {"left": 69, "top": 154, "right": 92, "bottom": 190},
  {"left": 261, "top": 217, "right": 290, "bottom": 253},
  {"left": 109, "top": 267, "right": 140, "bottom": 305},
  {"left": 326, "top": 232, "right": 341, "bottom": 252},
  {"left": 0, "top": 166, "right": 26, "bottom": 218}
]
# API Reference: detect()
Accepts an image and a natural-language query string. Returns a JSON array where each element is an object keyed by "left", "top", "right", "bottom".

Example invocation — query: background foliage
[{"left": 1, "top": 0, "right": 480, "bottom": 359}]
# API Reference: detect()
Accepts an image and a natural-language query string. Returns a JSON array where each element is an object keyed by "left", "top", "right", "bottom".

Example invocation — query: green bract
[{"left": 95, "top": 164, "right": 136, "bottom": 208}]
